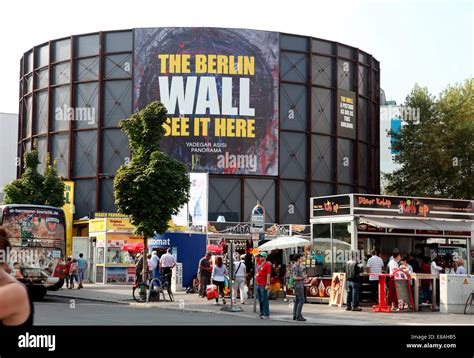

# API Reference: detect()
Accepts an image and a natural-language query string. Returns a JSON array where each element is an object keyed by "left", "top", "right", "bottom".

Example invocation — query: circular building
[{"left": 17, "top": 28, "right": 380, "bottom": 224}]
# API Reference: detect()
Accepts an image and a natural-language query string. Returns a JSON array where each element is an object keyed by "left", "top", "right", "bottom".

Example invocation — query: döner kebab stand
[{"left": 299, "top": 194, "right": 473, "bottom": 305}]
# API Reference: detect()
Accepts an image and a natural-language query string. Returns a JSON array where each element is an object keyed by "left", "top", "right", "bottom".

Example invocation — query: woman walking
[{"left": 211, "top": 256, "right": 228, "bottom": 305}]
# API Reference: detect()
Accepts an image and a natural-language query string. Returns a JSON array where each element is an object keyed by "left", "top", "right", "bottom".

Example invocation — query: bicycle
[
  {"left": 132, "top": 273, "right": 174, "bottom": 303},
  {"left": 464, "top": 291, "right": 473, "bottom": 315}
]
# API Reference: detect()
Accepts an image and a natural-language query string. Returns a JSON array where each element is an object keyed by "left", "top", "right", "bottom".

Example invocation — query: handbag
[{"left": 206, "top": 284, "right": 219, "bottom": 300}]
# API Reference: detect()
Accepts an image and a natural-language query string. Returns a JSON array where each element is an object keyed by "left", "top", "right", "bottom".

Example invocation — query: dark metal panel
[
  {"left": 337, "top": 59, "right": 354, "bottom": 91},
  {"left": 280, "top": 34, "right": 308, "bottom": 52},
  {"left": 53, "top": 39, "right": 71, "bottom": 62},
  {"left": 50, "top": 133, "right": 69, "bottom": 178},
  {"left": 244, "top": 178, "right": 276, "bottom": 223},
  {"left": 337, "top": 138, "right": 354, "bottom": 184},
  {"left": 102, "top": 80, "right": 132, "bottom": 128},
  {"left": 50, "top": 86, "right": 70, "bottom": 132},
  {"left": 312, "top": 134, "right": 334, "bottom": 182},
  {"left": 75, "top": 34, "right": 99, "bottom": 58},
  {"left": 104, "top": 54, "right": 132, "bottom": 79},
  {"left": 279, "top": 180, "right": 306, "bottom": 224},
  {"left": 101, "top": 129, "right": 130, "bottom": 175},
  {"left": 75, "top": 57, "right": 99, "bottom": 82},
  {"left": 280, "top": 83, "right": 307, "bottom": 131},
  {"left": 279, "top": 131, "right": 306, "bottom": 179},
  {"left": 99, "top": 178, "right": 117, "bottom": 213},
  {"left": 311, "top": 38, "right": 335, "bottom": 56},
  {"left": 74, "top": 179, "right": 96, "bottom": 218},
  {"left": 73, "top": 82, "right": 99, "bottom": 129},
  {"left": 104, "top": 31, "right": 133, "bottom": 53},
  {"left": 311, "top": 182, "right": 334, "bottom": 197},
  {"left": 208, "top": 177, "right": 241, "bottom": 222},
  {"left": 312, "top": 55, "right": 334, "bottom": 87},
  {"left": 311, "top": 87, "right": 334, "bottom": 135},
  {"left": 73, "top": 130, "right": 97, "bottom": 177},
  {"left": 281, "top": 52, "right": 307, "bottom": 83},
  {"left": 34, "top": 91, "right": 48, "bottom": 134}
]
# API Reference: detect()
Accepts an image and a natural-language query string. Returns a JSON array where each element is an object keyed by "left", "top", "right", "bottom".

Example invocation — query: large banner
[
  {"left": 171, "top": 173, "right": 208, "bottom": 227},
  {"left": 134, "top": 28, "right": 279, "bottom": 175}
]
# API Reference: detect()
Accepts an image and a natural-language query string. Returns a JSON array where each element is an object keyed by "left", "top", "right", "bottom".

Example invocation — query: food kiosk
[
  {"left": 306, "top": 194, "right": 473, "bottom": 304},
  {"left": 89, "top": 217, "right": 142, "bottom": 284}
]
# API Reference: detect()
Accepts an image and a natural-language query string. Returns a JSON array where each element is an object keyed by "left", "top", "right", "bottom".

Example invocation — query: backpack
[{"left": 70, "top": 262, "right": 78, "bottom": 274}]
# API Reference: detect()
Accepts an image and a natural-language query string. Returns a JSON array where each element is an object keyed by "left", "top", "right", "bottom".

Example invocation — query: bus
[{"left": 0, "top": 204, "right": 67, "bottom": 299}]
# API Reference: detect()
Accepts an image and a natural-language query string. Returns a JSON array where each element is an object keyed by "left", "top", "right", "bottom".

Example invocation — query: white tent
[{"left": 258, "top": 236, "right": 310, "bottom": 251}]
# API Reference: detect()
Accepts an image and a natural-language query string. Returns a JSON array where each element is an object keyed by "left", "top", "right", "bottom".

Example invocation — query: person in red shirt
[
  {"left": 64, "top": 257, "right": 72, "bottom": 289},
  {"left": 418, "top": 254, "right": 432, "bottom": 304},
  {"left": 255, "top": 252, "right": 272, "bottom": 319}
]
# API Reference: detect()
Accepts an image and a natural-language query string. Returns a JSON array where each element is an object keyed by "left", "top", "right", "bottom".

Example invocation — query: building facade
[{"left": 17, "top": 28, "right": 381, "bottom": 224}]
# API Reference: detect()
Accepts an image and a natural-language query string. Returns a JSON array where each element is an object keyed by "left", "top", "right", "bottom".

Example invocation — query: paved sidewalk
[{"left": 47, "top": 284, "right": 474, "bottom": 326}]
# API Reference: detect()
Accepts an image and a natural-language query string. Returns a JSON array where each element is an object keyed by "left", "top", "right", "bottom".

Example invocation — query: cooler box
[{"left": 440, "top": 274, "right": 474, "bottom": 314}]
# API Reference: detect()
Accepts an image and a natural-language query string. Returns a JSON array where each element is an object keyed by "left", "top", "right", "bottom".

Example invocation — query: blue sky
[{"left": 0, "top": 0, "right": 471, "bottom": 113}]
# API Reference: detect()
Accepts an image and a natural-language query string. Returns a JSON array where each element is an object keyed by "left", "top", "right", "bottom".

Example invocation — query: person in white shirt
[
  {"left": 387, "top": 252, "right": 401, "bottom": 311},
  {"left": 367, "top": 248, "right": 384, "bottom": 302},
  {"left": 455, "top": 259, "right": 466, "bottom": 275},
  {"left": 231, "top": 254, "right": 247, "bottom": 304},
  {"left": 430, "top": 257, "right": 443, "bottom": 277},
  {"left": 431, "top": 256, "right": 444, "bottom": 307},
  {"left": 159, "top": 248, "right": 176, "bottom": 291}
]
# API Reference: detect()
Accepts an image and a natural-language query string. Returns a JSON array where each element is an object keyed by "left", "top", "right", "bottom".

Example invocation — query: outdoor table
[
  {"left": 369, "top": 273, "right": 392, "bottom": 312},
  {"left": 410, "top": 273, "right": 438, "bottom": 311}
]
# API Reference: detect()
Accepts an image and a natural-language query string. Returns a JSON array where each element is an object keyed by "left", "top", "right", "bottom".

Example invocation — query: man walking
[
  {"left": 198, "top": 252, "right": 212, "bottom": 298},
  {"left": 255, "top": 252, "right": 271, "bottom": 319},
  {"left": 159, "top": 248, "right": 176, "bottom": 291},
  {"left": 366, "top": 248, "right": 384, "bottom": 302},
  {"left": 76, "top": 253, "right": 88, "bottom": 289},
  {"left": 292, "top": 253, "right": 307, "bottom": 321},
  {"left": 344, "top": 250, "right": 362, "bottom": 311},
  {"left": 232, "top": 254, "right": 247, "bottom": 304}
]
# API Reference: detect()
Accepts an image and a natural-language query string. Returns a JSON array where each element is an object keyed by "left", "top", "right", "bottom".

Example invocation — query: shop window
[
  {"left": 107, "top": 247, "right": 135, "bottom": 264},
  {"left": 332, "top": 222, "right": 352, "bottom": 273},
  {"left": 312, "top": 224, "right": 331, "bottom": 276}
]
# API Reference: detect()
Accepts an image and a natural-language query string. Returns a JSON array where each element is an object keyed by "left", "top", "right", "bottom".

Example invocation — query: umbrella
[
  {"left": 258, "top": 236, "right": 310, "bottom": 251},
  {"left": 120, "top": 241, "right": 144, "bottom": 253},
  {"left": 207, "top": 244, "right": 223, "bottom": 254}
]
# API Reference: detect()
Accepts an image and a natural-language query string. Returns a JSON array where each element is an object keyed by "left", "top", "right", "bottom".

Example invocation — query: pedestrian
[
  {"left": 387, "top": 252, "right": 401, "bottom": 311},
  {"left": 366, "top": 248, "right": 384, "bottom": 302},
  {"left": 408, "top": 252, "right": 420, "bottom": 273},
  {"left": 292, "top": 253, "right": 307, "bottom": 321},
  {"left": 64, "top": 257, "right": 72, "bottom": 289},
  {"left": 255, "top": 252, "right": 272, "bottom": 319},
  {"left": 431, "top": 256, "right": 444, "bottom": 308},
  {"left": 344, "top": 250, "right": 362, "bottom": 311},
  {"left": 76, "top": 253, "right": 88, "bottom": 289},
  {"left": 244, "top": 251, "right": 254, "bottom": 295},
  {"left": 232, "top": 253, "right": 247, "bottom": 304},
  {"left": 146, "top": 253, "right": 155, "bottom": 282},
  {"left": 455, "top": 259, "right": 466, "bottom": 275},
  {"left": 135, "top": 253, "right": 143, "bottom": 284},
  {"left": 419, "top": 255, "right": 432, "bottom": 304},
  {"left": 0, "top": 228, "right": 34, "bottom": 327},
  {"left": 418, "top": 253, "right": 431, "bottom": 303},
  {"left": 151, "top": 251, "right": 160, "bottom": 287},
  {"left": 400, "top": 256, "right": 413, "bottom": 275},
  {"left": 211, "top": 256, "right": 228, "bottom": 305},
  {"left": 69, "top": 259, "right": 79, "bottom": 289},
  {"left": 159, "top": 248, "right": 176, "bottom": 292},
  {"left": 198, "top": 252, "right": 212, "bottom": 298}
]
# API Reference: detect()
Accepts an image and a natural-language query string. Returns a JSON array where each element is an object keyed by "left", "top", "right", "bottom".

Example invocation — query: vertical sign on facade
[
  {"left": 63, "top": 181, "right": 75, "bottom": 257},
  {"left": 337, "top": 89, "right": 356, "bottom": 139}
]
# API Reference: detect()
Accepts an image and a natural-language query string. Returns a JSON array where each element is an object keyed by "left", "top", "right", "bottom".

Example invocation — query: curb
[{"left": 46, "top": 293, "right": 132, "bottom": 305}]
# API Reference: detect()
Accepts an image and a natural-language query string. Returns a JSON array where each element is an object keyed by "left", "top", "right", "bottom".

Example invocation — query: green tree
[
  {"left": 3, "top": 145, "right": 65, "bottom": 207},
  {"left": 114, "top": 100, "right": 190, "bottom": 239},
  {"left": 385, "top": 79, "right": 474, "bottom": 199}
]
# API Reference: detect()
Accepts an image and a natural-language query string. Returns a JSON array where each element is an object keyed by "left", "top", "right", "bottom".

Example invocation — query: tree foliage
[
  {"left": 3, "top": 147, "right": 65, "bottom": 207},
  {"left": 114, "top": 100, "right": 190, "bottom": 238},
  {"left": 385, "top": 79, "right": 474, "bottom": 199}
]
